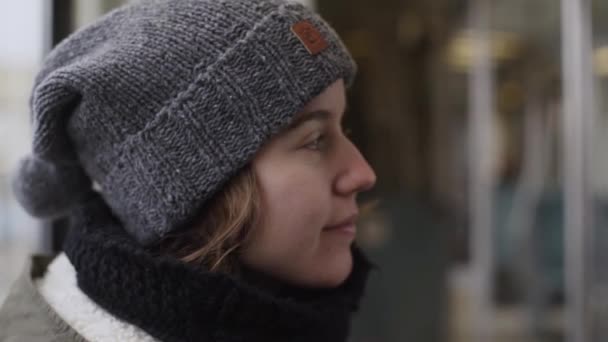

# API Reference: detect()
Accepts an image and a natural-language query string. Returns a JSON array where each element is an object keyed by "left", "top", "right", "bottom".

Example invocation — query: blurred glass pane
[
  {"left": 0, "top": 0, "right": 45, "bottom": 304},
  {"left": 317, "top": 0, "right": 571, "bottom": 341},
  {"left": 589, "top": 0, "right": 608, "bottom": 340}
]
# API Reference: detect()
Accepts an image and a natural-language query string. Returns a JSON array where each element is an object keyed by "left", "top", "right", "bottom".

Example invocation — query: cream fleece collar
[{"left": 36, "top": 253, "right": 159, "bottom": 342}]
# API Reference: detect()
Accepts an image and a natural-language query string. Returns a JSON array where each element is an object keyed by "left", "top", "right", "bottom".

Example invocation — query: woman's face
[{"left": 241, "top": 79, "right": 376, "bottom": 288}]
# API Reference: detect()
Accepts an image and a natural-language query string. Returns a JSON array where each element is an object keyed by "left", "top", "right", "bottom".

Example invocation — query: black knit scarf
[{"left": 62, "top": 194, "right": 372, "bottom": 342}]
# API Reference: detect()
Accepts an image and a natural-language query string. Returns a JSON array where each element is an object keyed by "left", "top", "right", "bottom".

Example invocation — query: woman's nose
[{"left": 334, "top": 140, "right": 377, "bottom": 196}]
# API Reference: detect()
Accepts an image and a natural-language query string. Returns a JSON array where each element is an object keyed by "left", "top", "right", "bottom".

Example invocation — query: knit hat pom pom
[{"left": 11, "top": 155, "right": 92, "bottom": 219}]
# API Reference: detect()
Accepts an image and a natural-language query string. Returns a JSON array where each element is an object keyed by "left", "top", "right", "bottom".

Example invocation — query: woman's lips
[
  {"left": 324, "top": 222, "right": 356, "bottom": 235},
  {"left": 323, "top": 215, "right": 358, "bottom": 235}
]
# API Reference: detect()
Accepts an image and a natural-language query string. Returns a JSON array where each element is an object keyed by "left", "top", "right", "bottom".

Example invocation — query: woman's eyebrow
[{"left": 286, "top": 110, "right": 330, "bottom": 131}]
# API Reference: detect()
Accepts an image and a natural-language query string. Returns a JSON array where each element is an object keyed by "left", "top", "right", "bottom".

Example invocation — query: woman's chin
[
  {"left": 244, "top": 246, "right": 354, "bottom": 289},
  {"left": 299, "top": 250, "right": 354, "bottom": 288}
]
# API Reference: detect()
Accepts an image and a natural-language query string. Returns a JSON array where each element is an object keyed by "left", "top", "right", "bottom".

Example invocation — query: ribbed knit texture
[
  {"left": 12, "top": 0, "right": 357, "bottom": 245},
  {"left": 62, "top": 194, "right": 372, "bottom": 342}
]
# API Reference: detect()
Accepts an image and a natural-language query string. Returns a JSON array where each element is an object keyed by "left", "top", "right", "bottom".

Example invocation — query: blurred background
[{"left": 1, "top": 0, "right": 607, "bottom": 341}]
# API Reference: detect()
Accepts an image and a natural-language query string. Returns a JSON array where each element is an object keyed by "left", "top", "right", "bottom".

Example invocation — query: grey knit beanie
[{"left": 12, "top": 0, "right": 356, "bottom": 245}]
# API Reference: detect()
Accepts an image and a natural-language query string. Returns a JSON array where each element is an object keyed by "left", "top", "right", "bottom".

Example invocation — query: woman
[{"left": 0, "top": 0, "right": 377, "bottom": 341}]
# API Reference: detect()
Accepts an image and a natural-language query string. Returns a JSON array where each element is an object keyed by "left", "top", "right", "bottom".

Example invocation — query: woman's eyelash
[
  {"left": 302, "top": 124, "right": 354, "bottom": 151},
  {"left": 305, "top": 133, "right": 326, "bottom": 150},
  {"left": 304, "top": 126, "right": 353, "bottom": 151},
  {"left": 305, "top": 131, "right": 327, "bottom": 151}
]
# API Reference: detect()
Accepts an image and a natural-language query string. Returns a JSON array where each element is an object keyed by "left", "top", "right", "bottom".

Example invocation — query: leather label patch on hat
[{"left": 291, "top": 20, "right": 328, "bottom": 55}]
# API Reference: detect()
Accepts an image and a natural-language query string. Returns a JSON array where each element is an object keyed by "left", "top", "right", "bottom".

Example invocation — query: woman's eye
[{"left": 304, "top": 133, "right": 326, "bottom": 151}]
